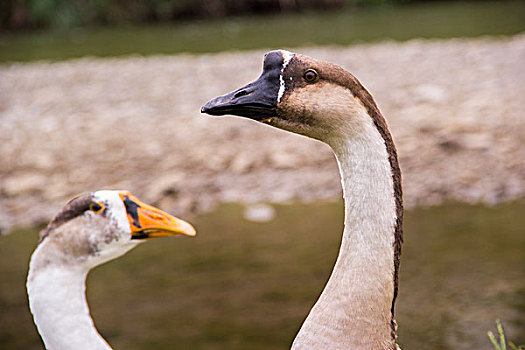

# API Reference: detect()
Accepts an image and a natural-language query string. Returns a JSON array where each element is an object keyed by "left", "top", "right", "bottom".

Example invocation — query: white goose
[
  {"left": 202, "top": 50, "right": 403, "bottom": 350},
  {"left": 27, "top": 190, "right": 196, "bottom": 349}
]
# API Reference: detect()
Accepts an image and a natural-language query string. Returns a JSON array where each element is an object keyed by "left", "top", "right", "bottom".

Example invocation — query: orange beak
[{"left": 118, "top": 191, "right": 196, "bottom": 240}]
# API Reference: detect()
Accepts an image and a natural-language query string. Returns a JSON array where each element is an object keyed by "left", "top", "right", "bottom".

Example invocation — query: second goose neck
[
  {"left": 292, "top": 125, "right": 398, "bottom": 349},
  {"left": 27, "top": 247, "right": 111, "bottom": 350}
]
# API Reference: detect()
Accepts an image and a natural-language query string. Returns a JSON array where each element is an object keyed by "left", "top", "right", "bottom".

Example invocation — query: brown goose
[
  {"left": 27, "top": 190, "right": 196, "bottom": 349},
  {"left": 202, "top": 50, "right": 403, "bottom": 350}
]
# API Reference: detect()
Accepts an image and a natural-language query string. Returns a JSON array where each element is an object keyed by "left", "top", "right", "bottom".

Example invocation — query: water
[
  {"left": 0, "top": 202, "right": 523, "bottom": 349},
  {"left": 1, "top": 1, "right": 524, "bottom": 62}
]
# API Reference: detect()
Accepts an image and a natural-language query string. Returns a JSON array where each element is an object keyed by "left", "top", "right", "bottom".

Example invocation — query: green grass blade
[{"left": 489, "top": 330, "right": 502, "bottom": 350}]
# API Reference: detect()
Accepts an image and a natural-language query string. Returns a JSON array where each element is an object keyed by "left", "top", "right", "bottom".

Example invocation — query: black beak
[
  {"left": 201, "top": 77, "right": 278, "bottom": 121},
  {"left": 201, "top": 51, "right": 284, "bottom": 121}
]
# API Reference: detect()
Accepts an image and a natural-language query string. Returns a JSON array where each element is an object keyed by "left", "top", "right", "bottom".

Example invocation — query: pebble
[{"left": 243, "top": 204, "right": 276, "bottom": 223}]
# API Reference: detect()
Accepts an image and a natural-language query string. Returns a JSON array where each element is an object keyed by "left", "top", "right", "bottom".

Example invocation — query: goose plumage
[
  {"left": 202, "top": 50, "right": 403, "bottom": 350},
  {"left": 27, "top": 190, "right": 196, "bottom": 349}
]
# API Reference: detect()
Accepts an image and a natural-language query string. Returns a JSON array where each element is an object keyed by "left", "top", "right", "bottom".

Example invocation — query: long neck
[
  {"left": 292, "top": 122, "right": 399, "bottom": 349},
  {"left": 27, "top": 245, "right": 111, "bottom": 350}
]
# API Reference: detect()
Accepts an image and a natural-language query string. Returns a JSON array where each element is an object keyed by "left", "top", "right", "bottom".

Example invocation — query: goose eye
[
  {"left": 304, "top": 69, "right": 318, "bottom": 83},
  {"left": 90, "top": 202, "right": 104, "bottom": 214}
]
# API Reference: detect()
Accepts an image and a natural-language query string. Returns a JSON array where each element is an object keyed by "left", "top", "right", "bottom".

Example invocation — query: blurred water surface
[
  {"left": 1, "top": 202, "right": 523, "bottom": 349},
  {"left": 1, "top": 1, "right": 524, "bottom": 62}
]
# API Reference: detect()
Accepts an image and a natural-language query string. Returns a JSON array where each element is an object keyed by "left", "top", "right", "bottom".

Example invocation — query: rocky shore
[{"left": 1, "top": 34, "right": 524, "bottom": 232}]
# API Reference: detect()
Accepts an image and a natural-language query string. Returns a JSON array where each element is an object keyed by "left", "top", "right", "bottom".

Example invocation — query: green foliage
[
  {"left": 2, "top": 0, "right": 480, "bottom": 30},
  {"left": 4, "top": 0, "right": 345, "bottom": 29},
  {"left": 488, "top": 320, "right": 525, "bottom": 350},
  {"left": 23, "top": 0, "right": 93, "bottom": 28}
]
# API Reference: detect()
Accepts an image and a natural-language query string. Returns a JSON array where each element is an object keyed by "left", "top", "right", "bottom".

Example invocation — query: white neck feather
[
  {"left": 27, "top": 244, "right": 112, "bottom": 350},
  {"left": 292, "top": 108, "right": 397, "bottom": 349}
]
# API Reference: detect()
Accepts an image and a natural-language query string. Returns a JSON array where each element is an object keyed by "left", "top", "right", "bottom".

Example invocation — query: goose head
[
  {"left": 202, "top": 50, "right": 381, "bottom": 145},
  {"left": 35, "top": 190, "right": 196, "bottom": 270}
]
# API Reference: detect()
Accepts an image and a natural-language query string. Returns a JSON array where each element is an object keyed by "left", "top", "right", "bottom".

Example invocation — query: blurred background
[{"left": 1, "top": 0, "right": 524, "bottom": 349}]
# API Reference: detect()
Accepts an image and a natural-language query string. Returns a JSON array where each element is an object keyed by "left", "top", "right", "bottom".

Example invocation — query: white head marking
[
  {"left": 92, "top": 190, "right": 130, "bottom": 235},
  {"left": 278, "top": 50, "right": 294, "bottom": 103}
]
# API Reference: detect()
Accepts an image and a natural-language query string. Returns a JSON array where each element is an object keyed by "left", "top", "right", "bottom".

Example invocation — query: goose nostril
[
  {"left": 151, "top": 214, "right": 166, "bottom": 222},
  {"left": 234, "top": 89, "right": 250, "bottom": 99}
]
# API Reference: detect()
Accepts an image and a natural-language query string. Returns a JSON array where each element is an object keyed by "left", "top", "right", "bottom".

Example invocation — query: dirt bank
[{"left": 1, "top": 35, "right": 524, "bottom": 231}]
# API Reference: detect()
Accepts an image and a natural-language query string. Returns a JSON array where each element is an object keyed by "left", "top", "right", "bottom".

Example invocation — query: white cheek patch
[
  {"left": 87, "top": 190, "right": 139, "bottom": 265},
  {"left": 92, "top": 190, "right": 130, "bottom": 236},
  {"left": 278, "top": 50, "right": 294, "bottom": 103}
]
